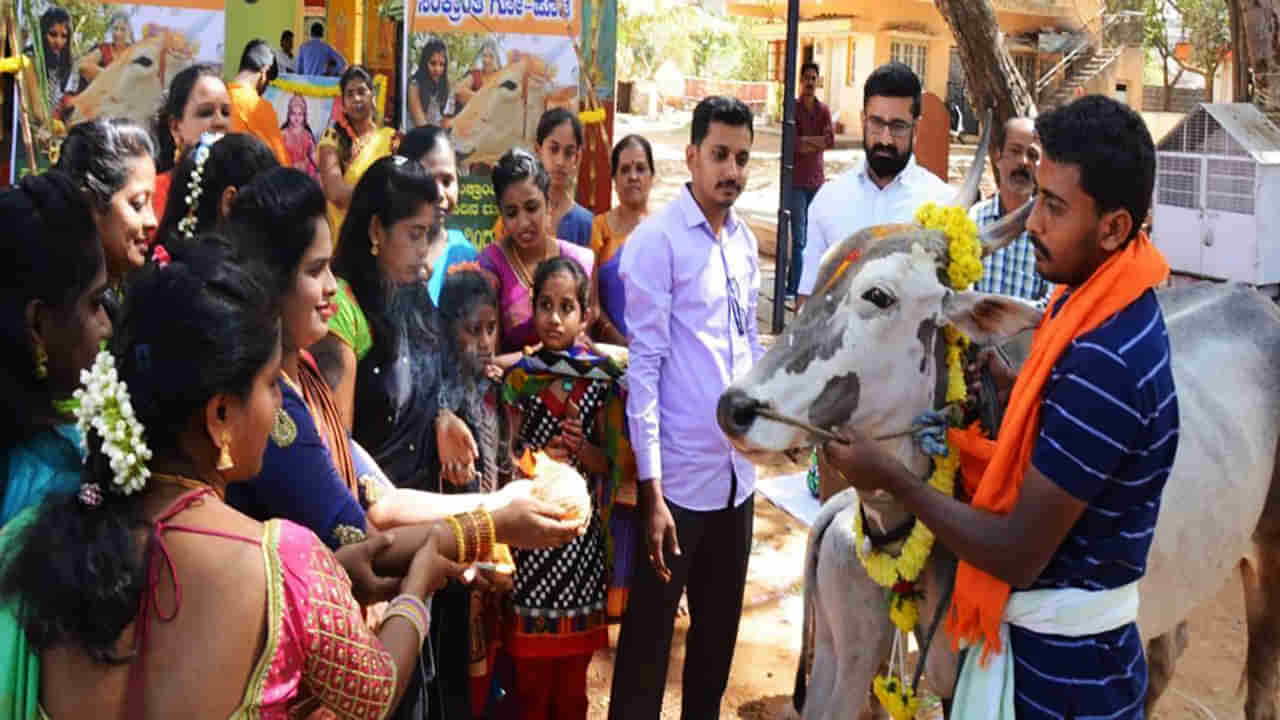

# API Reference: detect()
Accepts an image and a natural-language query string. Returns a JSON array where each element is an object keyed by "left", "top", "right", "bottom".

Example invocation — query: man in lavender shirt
[{"left": 608, "top": 96, "right": 764, "bottom": 720}]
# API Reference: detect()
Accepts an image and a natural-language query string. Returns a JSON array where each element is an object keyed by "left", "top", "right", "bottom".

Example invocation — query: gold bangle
[
  {"left": 454, "top": 512, "right": 479, "bottom": 563},
  {"left": 464, "top": 513, "right": 481, "bottom": 563},
  {"left": 446, "top": 515, "right": 467, "bottom": 564},
  {"left": 382, "top": 607, "right": 426, "bottom": 645},
  {"left": 470, "top": 508, "right": 495, "bottom": 560}
]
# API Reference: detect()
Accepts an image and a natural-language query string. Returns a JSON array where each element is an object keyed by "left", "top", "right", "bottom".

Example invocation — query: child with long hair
[
  {"left": 25, "top": 7, "right": 72, "bottom": 112},
  {"left": 500, "top": 256, "right": 636, "bottom": 720},
  {"left": 409, "top": 37, "right": 454, "bottom": 128},
  {"left": 414, "top": 263, "right": 515, "bottom": 720}
]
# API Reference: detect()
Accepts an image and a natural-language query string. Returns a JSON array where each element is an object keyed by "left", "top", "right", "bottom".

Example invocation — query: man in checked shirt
[{"left": 970, "top": 117, "right": 1053, "bottom": 306}]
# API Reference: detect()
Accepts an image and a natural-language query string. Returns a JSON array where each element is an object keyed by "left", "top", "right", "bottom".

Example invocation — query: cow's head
[
  {"left": 717, "top": 117, "right": 1044, "bottom": 473},
  {"left": 64, "top": 29, "right": 194, "bottom": 128},
  {"left": 450, "top": 52, "right": 576, "bottom": 169}
]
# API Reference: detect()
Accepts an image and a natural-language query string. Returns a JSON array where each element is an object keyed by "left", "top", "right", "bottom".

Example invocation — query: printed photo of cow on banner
[
  {"left": 407, "top": 31, "right": 578, "bottom": 171},
  {"left": 13, "top": 0, "right": 224, "bottom": 177},
  {"left": 405, "top": 0, "right": 616, "bottom": 250}
]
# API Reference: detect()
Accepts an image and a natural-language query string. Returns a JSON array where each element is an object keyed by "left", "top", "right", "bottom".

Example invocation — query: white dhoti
[{"left": 950, "top": 581, "right": 1140, "bottom": 719}]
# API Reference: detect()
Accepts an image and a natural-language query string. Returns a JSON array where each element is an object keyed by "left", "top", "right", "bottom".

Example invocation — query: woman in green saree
[{"left": 0, "top": 171, "right": 112, "bottom": 718}]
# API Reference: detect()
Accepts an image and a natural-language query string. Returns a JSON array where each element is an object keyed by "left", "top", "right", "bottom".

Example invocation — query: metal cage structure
[{"left": 1153, "top": 103, "right": 1280, "bottom": 287}]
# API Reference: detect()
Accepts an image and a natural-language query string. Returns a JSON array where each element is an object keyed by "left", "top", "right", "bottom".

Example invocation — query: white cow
[{"left": 716, "top": 126, "right": 1280, "bottom": 718}]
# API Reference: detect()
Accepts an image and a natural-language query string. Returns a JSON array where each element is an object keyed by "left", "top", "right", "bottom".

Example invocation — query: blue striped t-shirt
[{"left": 1009, "top": 287, "right": 1179, "bottom": 719}]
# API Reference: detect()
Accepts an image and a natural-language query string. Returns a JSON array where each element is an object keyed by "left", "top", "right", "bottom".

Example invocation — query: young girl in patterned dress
[{"left": 501, "top": 255, "right": 618, "bottom": 719}]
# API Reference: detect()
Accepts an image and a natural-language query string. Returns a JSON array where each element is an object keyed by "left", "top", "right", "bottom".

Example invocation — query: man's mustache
[
  {"left": 1010, "top": 167, "right": 1033, "bottom": 183},
  {"left": 1028, "top": 233, "right": 1052, "bottom": 261},
  {"left": 870, "top": 144, "right": 899, "bottom": 157},
  {"left": 717, "top": 180, "right": 742, "bottom": 192}
]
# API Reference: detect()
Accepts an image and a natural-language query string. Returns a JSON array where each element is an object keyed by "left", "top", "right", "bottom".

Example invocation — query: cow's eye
[
  {"left": 861, "top": 287, "right": 895, "bottom": 309},
  {"left": 500, "top": 80, "right": 518, "bottom": 91},
  {"left": 132, "top": 56, "right": 153, "bottom": 68}
]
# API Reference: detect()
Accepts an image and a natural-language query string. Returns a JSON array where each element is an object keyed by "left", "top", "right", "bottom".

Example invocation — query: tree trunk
[
  {"left": 1229, "top": 0, "right": 1249, "bottom": 100},
  {"left": 1229, "top": 0, "right": 1280, "bottom": 118},
  {"left": 934, "top": 0, "right": 1039, "bottom": 187},
  {"left": 1163, "top": 57, "right": 1172, "bottom": 110},
  {"left": 934, "top": 0, "right": 1038, "bottom": 123}
]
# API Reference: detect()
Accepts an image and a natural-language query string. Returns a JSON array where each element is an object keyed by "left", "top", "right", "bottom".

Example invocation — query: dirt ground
[{"left": 576, "top": 114, "right": 1262, "bottom": 720}]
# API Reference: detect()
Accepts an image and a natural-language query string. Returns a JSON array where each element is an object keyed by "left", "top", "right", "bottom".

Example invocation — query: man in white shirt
[
  {"left": 274, "top": 30, "right": 296, "bottom": 74},
  {"left": 796, "top": 62, "right": 952, "bottom": 302}
]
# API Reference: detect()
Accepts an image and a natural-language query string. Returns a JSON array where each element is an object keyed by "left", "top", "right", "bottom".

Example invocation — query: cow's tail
[{"left": 794, "top": 488, "right": 859, "bottom": 715}]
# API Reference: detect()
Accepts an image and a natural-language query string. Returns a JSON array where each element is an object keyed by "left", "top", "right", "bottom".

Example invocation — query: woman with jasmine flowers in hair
[
  {"left": 0, "top": 232, "right": 581, "bottom": 718},
  {"left": 155, "top": 132, "right": 278, "bottom": 245}
]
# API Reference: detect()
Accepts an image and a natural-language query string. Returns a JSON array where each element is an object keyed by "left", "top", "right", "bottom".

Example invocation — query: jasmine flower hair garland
[
  {"left": 74, "top": 346, "right": 152, "bottom": 504},
  {"left": 175, "top": 132, "right": 224, "bottom": 242}
]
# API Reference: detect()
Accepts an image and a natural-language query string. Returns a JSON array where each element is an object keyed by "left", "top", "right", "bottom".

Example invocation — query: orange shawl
[{"left": 944, "top": 231, "right": 1169, "bottom": 658}]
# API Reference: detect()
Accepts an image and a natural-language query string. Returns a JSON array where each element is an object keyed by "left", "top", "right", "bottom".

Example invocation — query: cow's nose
[{"left": 717, "top": 387, "right": 760, "bottom": 438}]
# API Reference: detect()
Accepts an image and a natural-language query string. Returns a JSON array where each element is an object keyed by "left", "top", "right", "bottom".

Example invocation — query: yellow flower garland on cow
[{"left": 854, "top": 202, "right": 980, "bottom": 720}]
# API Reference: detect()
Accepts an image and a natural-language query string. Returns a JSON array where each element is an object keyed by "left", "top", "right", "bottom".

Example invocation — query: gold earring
[
  {"left": 33, "top": 343, "right": 47, "bottom": 380},
  {"left": 216, "top": 431, "right": 234, "bottom": 471},
  {"left": 370, "top": 236, "right": 380, "bottom": 257}
]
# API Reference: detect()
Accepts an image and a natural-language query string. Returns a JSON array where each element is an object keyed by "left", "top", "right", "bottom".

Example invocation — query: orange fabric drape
[{"left": 944, "top": 232, "right": 1170, "bottom": 659}]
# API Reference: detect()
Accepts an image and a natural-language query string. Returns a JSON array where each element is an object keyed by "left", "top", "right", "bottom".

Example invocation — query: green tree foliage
[
  {"left": 1171, "top": 0, "right": 1230, "bottom": 98},
  {"left": 1144, "top": 0, "right": 1185, "bottom": 109},
  {"left": 618, "top": 3, "right": 766, "bottom": 81}
]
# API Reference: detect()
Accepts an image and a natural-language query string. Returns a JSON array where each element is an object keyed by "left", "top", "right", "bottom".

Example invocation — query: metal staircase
[
  {"left": 1034, "top": 9, "right": 1136, "bottom": 111},
  {"left": 1040, "top": 46, "right": 1125, "bottom": 109}
]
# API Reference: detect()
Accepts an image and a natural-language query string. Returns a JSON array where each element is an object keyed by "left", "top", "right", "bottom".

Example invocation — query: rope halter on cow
[{"left": 841, "top": 201, "right": 982, "bottom": 720}]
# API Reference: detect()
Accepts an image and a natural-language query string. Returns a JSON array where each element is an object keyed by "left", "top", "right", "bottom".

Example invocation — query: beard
[{"left": 864, "top": 139, "right": 912, "bottom": 179}]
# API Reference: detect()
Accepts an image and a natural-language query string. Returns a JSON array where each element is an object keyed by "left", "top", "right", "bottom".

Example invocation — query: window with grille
[
  {"left": 1012, "top": 53, "right": 1036, "bottom": 88},
  {"left": 890, "top": 41, "right": 927, "bottom": 81},
  {"left": 768, "top": 41, "right": 784, "bottom": 83},
  {"left": 1157, "top": 154, "right": 1200, "bottom": 209},
  {"left": 1206, "top": 158, "right": 1256, "bottom": 214}
]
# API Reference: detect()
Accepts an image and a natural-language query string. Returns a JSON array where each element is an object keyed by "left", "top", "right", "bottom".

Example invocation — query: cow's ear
[{"left": 942, "top": 291, "right": 1043, "bottom": 343}]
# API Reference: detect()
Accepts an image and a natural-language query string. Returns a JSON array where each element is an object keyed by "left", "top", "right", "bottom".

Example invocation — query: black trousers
[{"left": 608, "top": 493, "right": 754, "bottom": 720}]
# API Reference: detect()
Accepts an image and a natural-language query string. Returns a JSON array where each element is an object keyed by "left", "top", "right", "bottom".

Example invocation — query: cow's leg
[
  {"left": 1243, "top": 546, "right": 1280, "bottom": 720},
  {"left": 804, "top": 594, "right": 838, "bottom": 720},
  {"left": 1144, "top": 622, "right": 1188, "bottom": 716},
  {"left": 1242, "top": 445, "right": 1280, "bottom": 720},
  {"left": 818, "top": 541, "right": 894, "bottom": 720}
]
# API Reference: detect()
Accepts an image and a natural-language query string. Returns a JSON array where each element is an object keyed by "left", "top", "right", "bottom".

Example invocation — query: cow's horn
[
  {"left": 980, "top": 197, "right": 1034, "bottom": 257},
  {"left": 948, "top": 108, "right": 993, "bottom": 211}
]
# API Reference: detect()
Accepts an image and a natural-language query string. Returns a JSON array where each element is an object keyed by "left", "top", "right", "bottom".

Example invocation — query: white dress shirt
[{"left": 797, "top": 155, "right": 953, "bottom": 295}]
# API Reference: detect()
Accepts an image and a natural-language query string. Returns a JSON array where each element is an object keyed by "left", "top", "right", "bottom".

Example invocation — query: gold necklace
[
  {"left": 506, "top": 239, "right": 558, "bottom": 289},
  {"left": 151, "top": 473, "right": 224, "bottom": 500}
]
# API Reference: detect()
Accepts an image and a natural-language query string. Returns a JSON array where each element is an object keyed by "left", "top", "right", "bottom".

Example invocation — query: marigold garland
[{"left": 852, "top": 201, "right": 981, "bottom": 720}]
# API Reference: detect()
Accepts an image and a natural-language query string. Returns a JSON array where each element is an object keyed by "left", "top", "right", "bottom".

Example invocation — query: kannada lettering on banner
[
  {"left": 415, "top": 0, "right": 574, "bottom": 31},
  {"left": 453, "top": 177, "right": 500, "bottom": 249},
  {"left": 13, "top": 0, "right": 225, "bottom": 178}
]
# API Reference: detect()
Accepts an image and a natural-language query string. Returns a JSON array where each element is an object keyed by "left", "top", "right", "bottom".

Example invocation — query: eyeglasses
[{"left": 865, "top": 115, "right": 914, "bottom": 139}]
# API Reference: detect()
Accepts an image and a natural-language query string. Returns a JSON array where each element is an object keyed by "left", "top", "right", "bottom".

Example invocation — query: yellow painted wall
[
  {"left": 224, "top": 0, "right": 298, "bottom": 80},
  {"left": 328, "top": 0, "right": 364, "bottom": 65}
]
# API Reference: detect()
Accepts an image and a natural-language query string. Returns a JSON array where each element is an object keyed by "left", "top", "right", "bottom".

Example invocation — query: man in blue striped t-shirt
[{"left": 824, "top": 96, "right": 1177, "bottom": 719}]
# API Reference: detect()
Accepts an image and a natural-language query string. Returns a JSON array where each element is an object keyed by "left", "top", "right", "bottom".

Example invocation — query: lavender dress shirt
[{"left": 620, "top": 184, "right": 764, "bottom": 512}]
